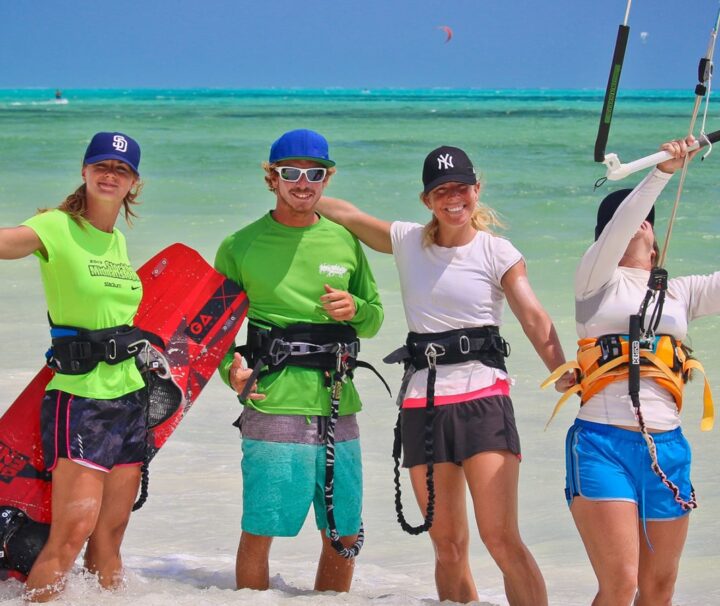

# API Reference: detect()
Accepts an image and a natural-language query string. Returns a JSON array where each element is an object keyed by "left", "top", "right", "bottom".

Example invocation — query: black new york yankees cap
[{"left": 422, "top": 145, "right": 477, "bottom": 194}]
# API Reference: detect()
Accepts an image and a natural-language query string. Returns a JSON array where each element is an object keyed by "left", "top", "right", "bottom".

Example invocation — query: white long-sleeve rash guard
[{"left": 574, "top": 168, "right": 720, "bottom": 430}]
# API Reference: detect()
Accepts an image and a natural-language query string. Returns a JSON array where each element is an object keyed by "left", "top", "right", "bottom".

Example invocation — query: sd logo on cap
[{"left": 83, "top": 132, "right": 141, "bottom": 175}]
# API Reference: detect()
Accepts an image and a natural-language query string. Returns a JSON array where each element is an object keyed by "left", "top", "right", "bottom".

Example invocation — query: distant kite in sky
[
  {"left": 640, "top": 31, "right": 649, "bottom": 44},
  {"left": 437, "top": 25, "right": 453, "bottom": 43}
]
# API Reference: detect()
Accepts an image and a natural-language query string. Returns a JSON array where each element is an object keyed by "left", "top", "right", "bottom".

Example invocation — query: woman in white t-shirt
[
  {"left": 556, "top": 137, "right": 719, "bottom": 605},
  {"left": 318, "top": 146, "right": 571, "bottom": 606}
]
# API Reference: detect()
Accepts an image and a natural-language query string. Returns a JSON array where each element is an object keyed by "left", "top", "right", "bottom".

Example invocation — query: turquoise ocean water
[{"left": 1, "top": 89, "right": 719, "bottom": 605}]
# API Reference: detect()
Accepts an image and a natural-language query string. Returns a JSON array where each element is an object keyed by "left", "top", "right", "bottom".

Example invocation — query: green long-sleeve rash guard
[{"left": 214, "top": 212, "right": 384, "bottom": 416}]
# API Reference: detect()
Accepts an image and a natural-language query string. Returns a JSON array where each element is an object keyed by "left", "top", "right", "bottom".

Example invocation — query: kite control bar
[{"left": 603, "top": 128, "right": 720, "bottom": 181}]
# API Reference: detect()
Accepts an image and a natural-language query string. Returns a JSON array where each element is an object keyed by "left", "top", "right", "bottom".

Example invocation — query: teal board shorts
[{"left": 237, "top": 407, "right": 362, "bottom": 537}]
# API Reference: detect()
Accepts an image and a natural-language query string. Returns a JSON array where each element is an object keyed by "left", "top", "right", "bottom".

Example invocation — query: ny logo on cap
[
  {"left": 437, "top": 153, "right": 454, "bottom": 170},
  {"left": 112, "top": 135, "right": 128, "bottom": 153}
]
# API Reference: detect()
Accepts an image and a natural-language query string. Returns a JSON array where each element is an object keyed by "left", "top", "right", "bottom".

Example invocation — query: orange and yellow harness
[{"left": 542, "top": 334, "right": 714, "bottom": 431}]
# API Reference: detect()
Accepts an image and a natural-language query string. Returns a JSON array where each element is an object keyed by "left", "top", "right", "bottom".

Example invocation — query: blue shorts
[
  {"left": 237, "top": 408, "right": 362, "bottom": 537},
  {"left": 41, "top": 389, "right": 148, "bottom": 473},
  {"left": 565, "top": 419, "right": 693, "bottom": 520}
]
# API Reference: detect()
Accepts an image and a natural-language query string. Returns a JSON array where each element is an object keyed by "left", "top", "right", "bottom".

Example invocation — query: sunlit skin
[
  {"left": 420, "top": 182, "right": 480, "bottom": 248},
  {"left": 81, "top": 160, "right": 137, "bottom": 233},
  {"left": 619, "top": 219, "right": 656, "bottom": 270},
  {"left": 269, "top": 159, "right": 329, "bottom": 227}
]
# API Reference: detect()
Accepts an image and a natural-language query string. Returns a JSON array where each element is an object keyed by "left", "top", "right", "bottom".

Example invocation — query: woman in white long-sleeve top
[{"left": 552, "top": 137, "right": 718, "bottom": 606}]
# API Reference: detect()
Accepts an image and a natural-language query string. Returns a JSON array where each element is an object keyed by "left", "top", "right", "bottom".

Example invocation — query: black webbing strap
[
  {"left": 385, "top": 326, "right": 509, "bottom": 372},
  {"left": 236, "top": 322, "right": 390, "bottom": 402},
  {"left": 48, "top": 319, "right": 152, "bottom": 376}
]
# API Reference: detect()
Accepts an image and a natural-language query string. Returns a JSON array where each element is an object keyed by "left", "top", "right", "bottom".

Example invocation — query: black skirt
[{"left": 401, "top": 394, "right": 521, "bottom": 467}]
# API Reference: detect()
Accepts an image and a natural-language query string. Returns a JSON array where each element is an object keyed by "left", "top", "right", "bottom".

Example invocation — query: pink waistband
[{"left": 401, "top": 379, "right": 510, "bottom": 409}]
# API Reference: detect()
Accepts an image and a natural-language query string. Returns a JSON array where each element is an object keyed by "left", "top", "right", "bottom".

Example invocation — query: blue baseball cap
[
  {"left": 83, "top": 132, "right": 141, "bottom": 175},
  {"left": 269, "top": 129, "right": 335, "bottom": 167}
]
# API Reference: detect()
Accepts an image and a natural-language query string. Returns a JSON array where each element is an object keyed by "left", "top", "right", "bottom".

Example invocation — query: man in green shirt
[{"left": 214, "top": 129, "right": 383, "bottom": 593}]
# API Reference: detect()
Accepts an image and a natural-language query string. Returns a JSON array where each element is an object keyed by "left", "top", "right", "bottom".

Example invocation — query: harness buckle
[
  {"left": 346, "top": 340, "right": 359, "bottom": 359},
  {"left": 492, "top": 335, "right": 511, "bottom": 357},
  {"left": 424, "top": 343, "right": 445, "bottom": 369},
  {"left": 126, "top": 339, "right": 150, "bottom": 357},
  {"left": 599, "top": 335, "right": 622, "bottom": 363},
  {"left": 458, "top": 335, "right": 471, "bottom": 355},
  {"left": 335, "top": 343, "right": 347, "bottom": 374},
  {"left": 107, "top": 338, "right": 118, "bottom": 361},
  {"left": 267, "top": 338, "right": 291, "bottom": 366}
]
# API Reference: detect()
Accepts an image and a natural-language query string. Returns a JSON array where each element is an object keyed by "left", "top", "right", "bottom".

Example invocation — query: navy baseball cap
[
  {"left": 422, "top": 146, "right": 477, "bottom": 194},
  {"left": 83, "top": 132, "right": 141, "bottom": 175},
  {"left": 595, "top": 188, "right": 655, "bottom": 240},
  {"left": 269, "top": 129, "right": 335, "bottom": 167}
]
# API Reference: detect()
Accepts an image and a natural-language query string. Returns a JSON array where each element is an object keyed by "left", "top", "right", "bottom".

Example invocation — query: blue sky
[{"left": 1, "top": 0, "right": 718, "bottom": 89}]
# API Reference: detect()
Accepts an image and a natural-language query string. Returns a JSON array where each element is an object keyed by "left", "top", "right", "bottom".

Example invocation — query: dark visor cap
[{"left": 594, "top": 188, "right": 655, "bottom": 241}]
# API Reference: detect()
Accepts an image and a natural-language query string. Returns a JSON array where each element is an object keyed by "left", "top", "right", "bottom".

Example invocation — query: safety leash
[
  {"left": 323, "top": 344, "right": 365, "bottom": 559},
  {"left": 392, "top": 343, "right": 439, "bottom": 535}
]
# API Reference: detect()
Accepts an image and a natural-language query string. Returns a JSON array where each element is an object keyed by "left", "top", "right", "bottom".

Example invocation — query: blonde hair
[
  {"left": 262, "top": 161, "right": 336, "bottom": 192},
  {"left": 41, "top": 180, "right": 143, "bottom": 226},
  {"left": 420, "top": 185, "right": 505, "bottom": 247}
]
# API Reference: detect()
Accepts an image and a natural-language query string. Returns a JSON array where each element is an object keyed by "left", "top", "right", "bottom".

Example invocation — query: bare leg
[
  {"left": 83, "top": 464, "right": 141, "bottom": 588},
  {"left": 235, "top": 531, "right": 272, "bottom": 590},
  {"left": 314, "top": 531, "right": 356, "bottom": 592},
  {"left": 24, "top": 460, "right": 105, "bottom": 602},
  {"left": 409, "top": 462, "right": 478, "bottom": 603},
  {"left": 571, "top": 497, "right": 640, "bottom": 606},
  {"left": 464, "top": 451, "right": 547, "bottom": 606},
  {"left": 635, "top": 516, "right": 689, "bottom": 606}
]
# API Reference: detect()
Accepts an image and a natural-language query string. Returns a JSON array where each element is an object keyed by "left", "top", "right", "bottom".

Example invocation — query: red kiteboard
[{"left": 0, "top": 243, "right": 247, "bottom": 579}]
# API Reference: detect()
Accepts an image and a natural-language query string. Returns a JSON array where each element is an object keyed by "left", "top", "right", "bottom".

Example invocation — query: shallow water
[{"left": 1, "top": 89, "right": 719, "bottom": 605}]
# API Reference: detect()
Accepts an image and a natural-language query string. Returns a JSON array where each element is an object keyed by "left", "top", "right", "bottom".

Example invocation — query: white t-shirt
[
  {"left": 575, "top": 168, "right": 720, "bottom": 429},
  {"left": 390, "top": 221, "right": 523, "bottom": 406}
]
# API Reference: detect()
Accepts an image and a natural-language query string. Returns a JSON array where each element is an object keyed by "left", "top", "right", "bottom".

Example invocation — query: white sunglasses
[{"left": 274, "top": 166, "right": 327, "bottom": 183}]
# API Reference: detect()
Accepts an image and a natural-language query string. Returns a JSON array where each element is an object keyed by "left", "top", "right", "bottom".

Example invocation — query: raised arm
[
  {"left": 0, "top": 226, "right": 45, "bottom": 260},
  {"left": 317, "top": 196, "right": 392, "bottom": 254},
  {"left": 576, "top": 137, "right": 698, "bottom": 299}
]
